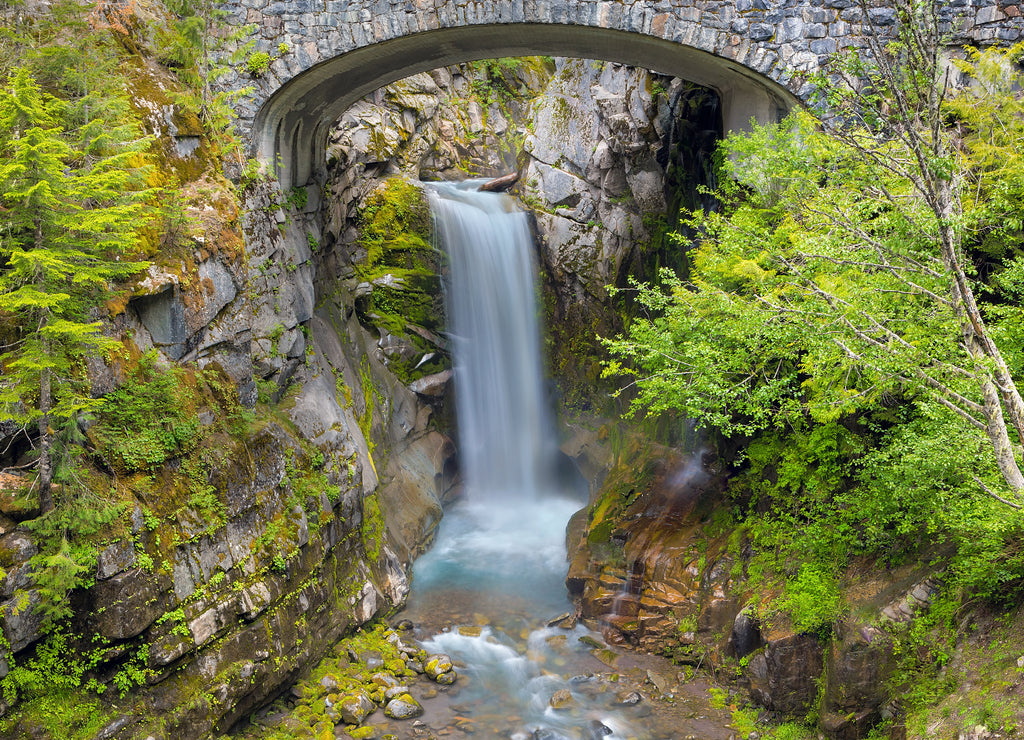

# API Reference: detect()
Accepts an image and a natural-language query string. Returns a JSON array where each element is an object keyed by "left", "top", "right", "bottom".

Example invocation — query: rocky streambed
[{"left": 233, "top": 497, "right": 738, "bottom": 740}]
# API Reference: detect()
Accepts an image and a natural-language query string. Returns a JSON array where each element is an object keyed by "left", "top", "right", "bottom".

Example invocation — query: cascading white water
[
  {"left": 428, "top": 181, "right": 556, "bottom": 501},
  {"left": 401, "top": 181, "right": 648, "bottom": 740}
]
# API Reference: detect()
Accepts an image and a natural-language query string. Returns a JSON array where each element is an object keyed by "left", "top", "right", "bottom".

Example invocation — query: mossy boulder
[
  {"left": 337, "top": 690, "right": 376, "bottom": 725},
  {"left": 383, "top": 693, "right": 422, "bottom": 719}
]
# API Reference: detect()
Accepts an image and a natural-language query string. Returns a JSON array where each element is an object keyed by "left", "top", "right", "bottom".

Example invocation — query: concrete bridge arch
[{"left": 216, "top": 0, "right": 1024, "bottom": 187}]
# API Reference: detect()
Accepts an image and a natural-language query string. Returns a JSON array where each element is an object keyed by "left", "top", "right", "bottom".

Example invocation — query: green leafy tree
[
  {"left": 0, "top": 69, "right": 150, "bottom": 511},
  {"left": 606, "top": 19, "right": 1024, "bottom": 504}
]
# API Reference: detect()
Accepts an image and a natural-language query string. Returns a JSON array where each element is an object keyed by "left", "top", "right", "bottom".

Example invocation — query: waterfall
[
  {"left": 428, "top": 181, "right": 555, "bottom": 502},
  {"left": 407, "top": 181, "right": 643, "bottom": 740}
]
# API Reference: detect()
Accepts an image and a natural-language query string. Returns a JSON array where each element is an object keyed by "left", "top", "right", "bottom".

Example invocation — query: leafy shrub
[
  {"left": 246, "top": 51, "right": 270, "bottom": 77},
  {"left": 778, "top": 565, "right": 842, "bottom": 636},
  {"left": 94, "top": 351, "right": 203, "bottom": 472}
]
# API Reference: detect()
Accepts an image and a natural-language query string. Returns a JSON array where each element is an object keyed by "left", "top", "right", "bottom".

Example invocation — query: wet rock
[
  {"left": 395, "top": 638, "right": 419, "bottom": 656},
  {"left": 549, "top": 688, "right": 575, "bottom": 709},
  {"left": 435, "top": 670, "right": 456, "bottom": 685},
  {"left": 821, "top": 708, "right": 878, "bottom": 740},
  {"left": 408, "top": 370, "right": 452, "bottom": 399},
  {"left": 584, "top": 720, "right": 614, "bottom": 739},
  {"left": 384, "top": 693, "right": 423, "bottom": 719},
  {"left": 95, "top": 715, "right": 134, "bottom": 739},
  {"left": 821, "top": 622, "right": 894, "bottom": 738},
  {"left": 383, "top": 685, "right": 410, "bottom": 701},
  {"left": 237, "top": 582, "right": 272, "bottom": 621},
  {"left": 547, "top": 612, "right": 576, "bottom": 628},
  {"left": 424, "top": 653, "right": 453, "bottom": 680},
  {"left": 338, "top": 691, "right": 376, "bottom": 725},
  {"left": 0, "top": 532, "right": 37, "bottom": 599},
  {"left": 747, "top": 632, "right": 825, "bottom": 714},
  {"left": 0, "top": 487, "right": 40, "bottom": 522},
  {"left": 372, "top": 671, "right": 400, "bottom": 689},
  {"left": 0, "top": 589, "right": 43, "bottom": 651},
  {"left": 92, "top": 569, "right": 164, "bottom": 640},
  {"left": 646, "top": 669, "right": 670, "bottom": 695},
  {"left": 614, "top": 690, "right": 642, "bottom": 706},
  {"left": 149, "top": 631, "right": 192, "bottom": 667},
  {"left": 730, "top": 606, "right": 763, "bottom": 659}
]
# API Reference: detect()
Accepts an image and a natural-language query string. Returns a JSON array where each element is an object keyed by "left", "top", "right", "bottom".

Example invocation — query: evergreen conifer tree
[{"left": 0, "top": 68, "right": 150, "bottom": 512}]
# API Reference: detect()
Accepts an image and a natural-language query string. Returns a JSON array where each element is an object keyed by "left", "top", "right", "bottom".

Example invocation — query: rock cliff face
[
  {"left": 561, "top": 428, "right": 943, "bottom": 738},
  {"left": 0, "top": 60, "right": 458, "bottom": 737},
  {"left": 517, "top": 58, "right": 721, "bottom": 409}
]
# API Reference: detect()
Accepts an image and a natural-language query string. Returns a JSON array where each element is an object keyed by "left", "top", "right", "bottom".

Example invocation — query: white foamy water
[
  {"left": 429, "top": 181, "right": 558, "bottom": 502},
  {"left": 394, "top": 183, "right": 642, "bottom": 739}
]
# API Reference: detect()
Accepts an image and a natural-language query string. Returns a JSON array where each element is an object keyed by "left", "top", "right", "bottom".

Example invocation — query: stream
[
  {"left": 379, "top": 496, "right": 737, "bottom": 740},
  {"left": 354, "top": 183, "right": 735, "bottom": 740}
]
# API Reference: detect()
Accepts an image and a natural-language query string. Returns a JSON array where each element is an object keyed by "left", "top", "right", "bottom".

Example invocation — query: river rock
[
  {"left": 434, "top": 670, "right": 456, "bottom": 685},
  {"left": 383, "top": 685, "right": 410, "bottom": 701},
  {"left": 424, "top": 653, "right": 453, "bottom": 680},
  {"left": 549, "top": 688, "right": 575, "bottom": 709},
  {"left": 614, "top": 690, "right": 642, "bottom": 706},
  {"left": 384, "top": 693, "right": 423, "bottom": 719},
  {"left": 338, "top": 691, "right": 376, "bottom": 725},
  {"left": 371, "top": 671, "right": 400, "bottom": 688}
]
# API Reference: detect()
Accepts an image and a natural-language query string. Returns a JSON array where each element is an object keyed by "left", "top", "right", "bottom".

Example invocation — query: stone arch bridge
[{"left": 215, "top": 0, "right": 1023, "bottom": 187}]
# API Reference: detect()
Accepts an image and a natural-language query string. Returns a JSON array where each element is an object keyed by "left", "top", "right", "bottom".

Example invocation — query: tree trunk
[
  {"left": 935, "top": 179, "right": 1024, "bottom": 495},
  {"left": 38, "top": 362, "right": 54, "bottom": 513},
  {"left": 979, "top": 365, "right": 1024, "bottom": 491},
  {"left": 34, "top": 216, "right": 54, "bottom": 514}
]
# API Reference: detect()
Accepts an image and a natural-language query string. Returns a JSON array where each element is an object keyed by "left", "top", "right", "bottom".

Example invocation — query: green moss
[
  {"left": 233, "top": 624, "right": 422, "bottom": 738},
  {"left": 360, "top": 492, "right": 385, "bottom": 563},
  {"left": 92, "top": 351, "right": 204, "bottom": 474},
  {"left": 353, "top": 179, "right": 448, "bottom": 384}
]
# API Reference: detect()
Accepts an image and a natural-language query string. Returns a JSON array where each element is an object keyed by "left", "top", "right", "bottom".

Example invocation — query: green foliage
[
  {"left": 603, "top": 42, "right": 1024, "bottom": 620},
  {"left": 778, "top": 565, "right": 842, "bottom": 636},
  {"left": 1, "top": 626, "right": 102, "bottom": 708},
  {"left": 286, "top": 186, "right": 308, "bottom": 211},
  {"left": 354, "top": 178, "right": 445, "bottom": 370},
  {"left": 946, "top": 43, "right": 1024, "bottom": 256},
  {"left": 153, "top": 0, "right": 255, "bottom": 162},
  {"left": 111, "top": 645, "right": 150, "bottom": 697},
  {"left": 93, "top": 352, "right": 204, "bottom": 472},
  {"left": 24, "top": 489, "right": 123, "bottom": 627},
  {"left": 246, "top": 51, "right": 270, "bottom": 78},
  {"left": 0, "top": 68, "right": 153, "bottom": 500},
  {"left": 357, "top": 358, "right": 379, "bottom": 469}
]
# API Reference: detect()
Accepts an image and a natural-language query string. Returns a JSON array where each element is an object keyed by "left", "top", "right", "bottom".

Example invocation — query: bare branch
[{"left": 973, "top": 475, "right": 1023, "bottom": 510}]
